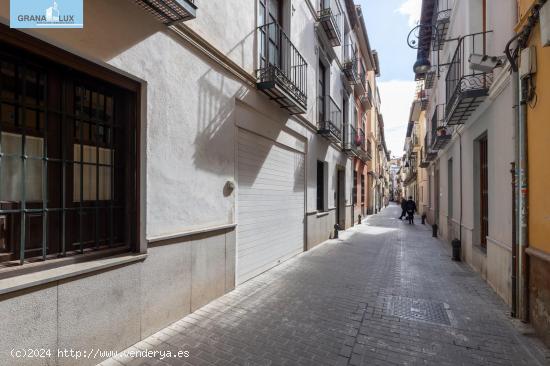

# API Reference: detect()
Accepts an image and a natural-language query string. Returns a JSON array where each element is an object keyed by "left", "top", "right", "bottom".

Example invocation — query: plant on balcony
[{"left": 436, "top": 126, "right": 449, "bottom": 137}]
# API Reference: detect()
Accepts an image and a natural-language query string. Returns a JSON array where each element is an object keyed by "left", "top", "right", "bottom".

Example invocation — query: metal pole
[
  {"left": 511, "top": 162, "right": 517, "bottom": 318},
  {"left": 518, "top": 76, "right": 529, "bottom": 322}
]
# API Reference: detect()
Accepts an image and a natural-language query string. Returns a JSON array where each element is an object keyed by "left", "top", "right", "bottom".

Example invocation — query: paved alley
[{"left": 102, "top": 204, "right": 549, "bottom": 366}]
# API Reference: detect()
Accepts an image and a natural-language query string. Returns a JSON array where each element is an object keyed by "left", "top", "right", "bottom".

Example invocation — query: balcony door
[
  {"left": 318, "top": 61, "right": 326, "bottom": 123},
  {"left": 479, "top": 136, "right": 488, "bottom": 248},
  {"left": 259, "top": 0, "right": 282, "bottom": 68}
]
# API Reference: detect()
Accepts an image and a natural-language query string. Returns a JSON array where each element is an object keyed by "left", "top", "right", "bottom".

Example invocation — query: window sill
[
  {"left": 316, "top": 211, "right": 330, "bottom": 218},
  {"left": 0, "top": 253, "right": 147, "bottom": 295}
]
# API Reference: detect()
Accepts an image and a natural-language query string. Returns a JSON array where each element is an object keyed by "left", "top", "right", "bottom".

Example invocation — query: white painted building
[
  {"left": 0, "top": 0, "right": 382, "bottom": 363},
  {"left": 417, "top": 0, "right": 517, "bottom": 304}
]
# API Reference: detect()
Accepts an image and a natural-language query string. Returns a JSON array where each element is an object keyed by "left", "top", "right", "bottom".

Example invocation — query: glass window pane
[
  {"left": 105, "top": 96, "right": 113, "bottom": 122},
  {"left": 0, "top": 103, "right": 16, "bottom": 125},
  {"left": 0, "top": 62, "right": 17, "bottom": 101},
  {"left": 1, "top": 132, "right": 22, "bottom": 155},
  {"left": 24, "top": 69, "right": 38, "bottom": 106},
  {"left": 1, "top": 156, "right": 22, "bottom": 202},
  {"left": 25, "top": 158, "right": 43, "bottom": 202},
  {"left": 91, "top": 92, "right": 98, "bottom": 119}
]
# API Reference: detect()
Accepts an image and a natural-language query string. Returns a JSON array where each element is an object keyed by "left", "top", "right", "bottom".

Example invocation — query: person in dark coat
[
  {"left": 405, "top": 196, "right": 417, "bottom": 224},
  {"left": 399, "top": 197, "right": 407, "bottom": 219}
]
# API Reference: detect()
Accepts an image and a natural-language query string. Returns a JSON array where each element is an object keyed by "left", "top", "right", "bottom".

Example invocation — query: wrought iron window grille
[{"left": 0, "top": 46, "right": 135, "bottom": 267}]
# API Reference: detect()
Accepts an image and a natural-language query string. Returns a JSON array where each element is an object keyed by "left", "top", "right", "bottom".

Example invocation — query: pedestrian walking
[
  {"left": 405, "top": 196, "right": 417, "bottom": 224},
  {"left": 399, "top": 197, "right": 407, "bottom": 219}
]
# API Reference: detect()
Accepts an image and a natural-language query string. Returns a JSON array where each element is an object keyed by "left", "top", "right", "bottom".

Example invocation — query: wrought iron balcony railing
[
  {"left": 445, "top": 31, "right": 494, "bottom": 125},
  {"left": 343, "top": 124, "right": 360, "bottom": 157},
  {"left": 424, "top": 67, "right": 436, "bottom": 89},
  {"left": 366, "top": 82, "right": 373, "bottom": 107},
  {"left": 358, "top": 129, "right": 373, "bottom": 162},
  {"left": 417, "top": 88, "right": 429, "bottom": 111},
  {"left": 356, "top": 66, "right": 367, "bottom": 95},
  {"left": 257, "top": 22, "right": 308, "bottom": 115},
  {"left": 342, "top": 44, "right": 360, "bottom": 85},
  {"left": 317, "top": 96, "right": 343, "bottom": 142},
  {"left": 432, "top": 0, "right": 452, "bottom": 51},
  {"left": 431, "top": 104, "right": 452, "bottom": 150},
  {"left": 319, "top": 0, "right": 342, "bottom": 47},
  {"left": 134, "top": 0, "right": 197, "bottom": 24},
  {"left": 421, "top": 133, "right": 438, "bottom": 166}
]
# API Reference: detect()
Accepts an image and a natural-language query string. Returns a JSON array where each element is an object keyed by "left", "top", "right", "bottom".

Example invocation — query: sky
[{"left": 359, "top": 0, "right": 422, "bottom": 157}]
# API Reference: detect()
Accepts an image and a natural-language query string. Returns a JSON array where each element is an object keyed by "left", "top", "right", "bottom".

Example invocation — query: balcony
[
  {"left": 359, "top": 81, "right": 373, "bottom": 109},
  {"left": 431, "top": 104, "right": 452, "bottom": 150},
  {"left": 134, "top": 0, "right": 197, "bottom": 24},
  {"left": 317, "top": 96, "right": 343, "bottom": 143},
  {"left": 445, "top": 32, "right": 494, "bottom": 125},
  {"left": 419, "top": 147, "right": 429, "bottom": 168},
  {"left": 432, "top": 0, "right": 452, "bottom": 51},
  {"left": 355, "top": 68, "right": 367, "bottom": 95},
  {"left": 364, "top": 139, "right": 373, "bottom": 161},
  {"left": 318, "top": 0, "right": 342, "bottom": 47},
  {"left": 424, "top": 67, "right": 436, "bottom": 89},
  {"left": 421, "top": 133, "right": 438, "bottom": 167},
  {"left": 343, "top": 124, "right": 360, "bottom": 157},
  {"left": 342, "top": 44, "right": 360, "bottom": 85},
  {"left": 257, "top": 22, "right": 308, "bottom": 115},
  {"left": 417, "top": 88, "right": 429, "bottom": 111},
  {"left": 357, "top": 129, "right": 372, "bottom": 162}
]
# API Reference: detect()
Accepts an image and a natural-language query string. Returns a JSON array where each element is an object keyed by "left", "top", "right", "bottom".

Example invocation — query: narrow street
[{"left": 103, "top": 205, "right": 549, "bottom": 366}]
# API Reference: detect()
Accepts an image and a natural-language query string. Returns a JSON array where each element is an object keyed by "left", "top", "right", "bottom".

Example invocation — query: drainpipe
[
  {"left": 505, "top": 31, "right": 522, "bottom": 320},
  {"left": 511, "top": 161, "right": 517, "bottom": 318},
  {"left": 518, "top": 74, "right": 529, "bottom": 323},
  {"left": 506, "top": 34, "right": 529, "bottom": 323}
]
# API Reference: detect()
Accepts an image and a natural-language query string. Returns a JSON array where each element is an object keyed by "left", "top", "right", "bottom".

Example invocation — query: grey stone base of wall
[
  {"left": 0, "top": 228, "right": 236, "bottom": 366},
  {"left": 438, "top": 215, "right": 512, "bottom": 307},
  {"left": 306, "top": 210, "right": 336, "bottom": 251},
  {"left": 529, "top": 253, "right": 550, "bottom": 348}
]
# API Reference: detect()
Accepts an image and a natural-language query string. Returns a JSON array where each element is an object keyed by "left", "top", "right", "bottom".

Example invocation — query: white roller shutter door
[{"left": 236, "top": 129, "right": 305, "bottom": 284}]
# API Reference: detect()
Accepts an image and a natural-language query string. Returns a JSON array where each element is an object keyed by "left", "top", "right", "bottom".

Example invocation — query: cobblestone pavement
[{"left": 101, "top": 204, "right": 550, "bottom": 366}]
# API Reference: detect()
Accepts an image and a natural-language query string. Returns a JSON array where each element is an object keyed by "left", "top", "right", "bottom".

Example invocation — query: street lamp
[
  {"left": 407, "top": 23, "right": 445, "bottom": 78},
  {"left": 413, "top": 54, "right": 432, "bottom": 74}
]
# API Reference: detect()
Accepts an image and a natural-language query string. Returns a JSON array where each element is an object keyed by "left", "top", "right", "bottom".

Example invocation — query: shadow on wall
[
  {"left": 14, "top": 0, "right": 166, "bottom": 62},
  {"left": 191, "top": 26, "right": 308, "bottom": 195}
]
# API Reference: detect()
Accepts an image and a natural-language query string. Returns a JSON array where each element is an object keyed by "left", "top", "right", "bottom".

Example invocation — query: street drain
[{"left": 383, "top": 296, "right": 451, "bottom": 326}]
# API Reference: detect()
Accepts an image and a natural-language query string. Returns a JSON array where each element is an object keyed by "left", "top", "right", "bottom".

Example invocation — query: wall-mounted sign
[{"left": 10, "top": 0, "right": 83, "bottom": 28}]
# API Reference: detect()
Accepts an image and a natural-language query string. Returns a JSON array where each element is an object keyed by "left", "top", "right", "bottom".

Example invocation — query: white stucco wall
[{"left": 0, "top": 0, "right": 358, "bottom": 240}]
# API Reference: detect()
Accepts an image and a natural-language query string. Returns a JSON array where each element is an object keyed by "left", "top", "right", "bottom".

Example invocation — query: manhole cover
[{"left": 383, "top": 296, "right": 451, "bottom": 325}]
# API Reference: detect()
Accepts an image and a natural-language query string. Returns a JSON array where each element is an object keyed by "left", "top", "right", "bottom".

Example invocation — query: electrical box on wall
[
  {"left": 519, "top": 47, "right": 536, "bottom": 79},
  {"left": 541, "top": 0, "right": 550, "bottom": 47}
]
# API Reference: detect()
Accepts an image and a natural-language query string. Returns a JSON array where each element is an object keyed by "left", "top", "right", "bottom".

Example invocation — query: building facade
[
  {"left": 516, "top": 0, "right": 550, "bottom": 348},
  {"left": 414, "top": 0, "right": 517, "bottom": 307},
  {"left": 0, "top": 0, "right": 386, "bottom": 364}
]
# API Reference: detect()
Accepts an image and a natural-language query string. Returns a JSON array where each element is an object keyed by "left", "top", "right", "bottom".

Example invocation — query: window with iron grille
[
  {"left": 316, "top": 160, "right": 325, "bottom": 211},
  {"left": 0, "top": 44, "right": 138, "bottom": 267}
]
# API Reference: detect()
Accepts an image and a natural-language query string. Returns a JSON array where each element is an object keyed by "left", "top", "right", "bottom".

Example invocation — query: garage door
[{"left": 237, "top": 129, "right": 305, "bottom": 284}]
